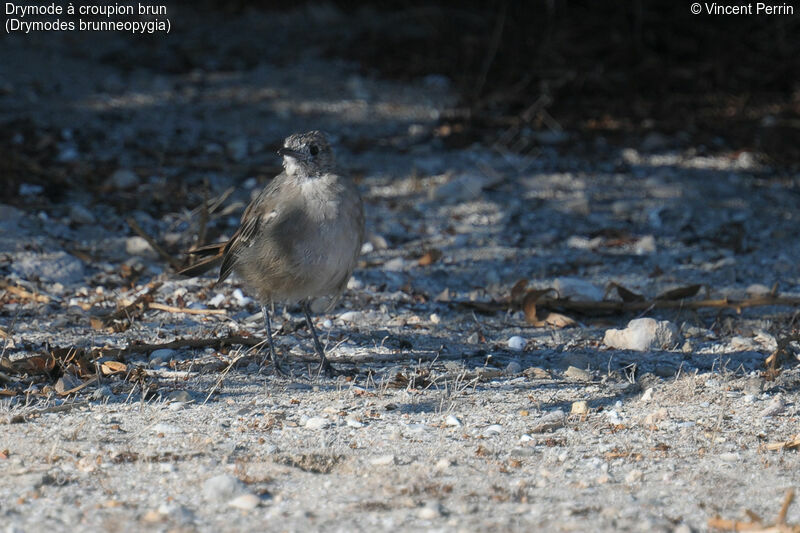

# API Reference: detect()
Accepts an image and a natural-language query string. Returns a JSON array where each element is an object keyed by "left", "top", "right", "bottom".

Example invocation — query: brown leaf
[
  {"left": 418, "top": 249, "right": 442, "bottom": 266},
  {"left": 656, "top": 284, "right": 701, "bottom": 300},
  {"left": 542, "top": 312, "right": 577, "bottom": 328},
  {"left": 522, "top": 288, "right": 558, "bottom": 324},
  {"left": 509, "top": 279, "right": 529, "bottom": 306},
  {"left": 101, "top": 361, "right": 127, "bottom": 376},
  {"left": 611, "top": 283, "right": 645, "bottom": 302}
]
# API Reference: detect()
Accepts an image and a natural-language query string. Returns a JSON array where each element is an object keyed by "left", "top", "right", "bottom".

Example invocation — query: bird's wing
[{"left": 217, "top": 174, "right": 286, "bottom": 283}]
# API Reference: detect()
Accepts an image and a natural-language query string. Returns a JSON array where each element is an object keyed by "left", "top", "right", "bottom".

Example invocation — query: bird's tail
[{"left": 177, "top": 243, "right": 225, "bottom": 277}]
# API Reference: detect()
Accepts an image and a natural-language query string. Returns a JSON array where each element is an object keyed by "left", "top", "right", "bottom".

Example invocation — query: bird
[{"left": 179, "top": 131, "right": 365, "bottom": 376}]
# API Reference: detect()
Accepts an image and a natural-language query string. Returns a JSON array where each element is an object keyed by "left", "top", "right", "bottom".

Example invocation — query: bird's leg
[
  {"left": 302, "top": 301, "right": 336, "bottom": 377},
  {"left": 261, "top": 305, "right": 286, "bottom": 376}
]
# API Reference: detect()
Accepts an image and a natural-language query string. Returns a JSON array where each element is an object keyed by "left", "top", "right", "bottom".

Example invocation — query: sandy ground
[{"left": 2, "top": 5, "right": 800, "bottom": 532}]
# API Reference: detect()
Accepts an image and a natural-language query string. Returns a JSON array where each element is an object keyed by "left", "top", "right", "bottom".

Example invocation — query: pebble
[
  {"left": 228, "top": 493, "right": 261, "bottom": 511},
  {"left": 383, "top": 257, "right": 406, "bottom": 271},
  {"left": 483, "top": 424, "right": 502, "bottom": 436},
  {"left": 640, "top": 388, "right": 654, "bottom": 403},
  {"left": 151, "top": 423, "right": 181, "bottom": 434},
  {"left": 202, "top": 474, "right": 247, "bottom": 502},
  {"left": 429, "top": 313, "right": 441, "bottom": 324},
  {"left": 370, "top": 454, "right": 396, "bottom": 466},
  {"left": 304, "top": 417, "right": 330, "bottom": 430},
  {"left": 346, "top": 417, "right": 364, "bottom": 428},
  {"left": 435, "top": 458, "right": 453, "bottom": 470},
  {"left": 69, "top": 204, "right": 96, "bottom": 224},
  {"left": 507, "top": 336, "right": 526, "bottom": 351},
  {"left": 125, "top": 236, "right": 156, "bottom": 258},
  {"left": 761, "top": 395, "right": 785, "bottom": 417},
  {"left": 530, "top": 410, "right": 565, "bottom": 433},
  {"left": 232, "top": 288, "right": 252, "bottom": 305},
  {"left": 167, "top": 390, "right": 193, "bottom": 403},
  {"left": 634, "top": 235, "right": 656, "bottom": 255},
  {"left": 570, "top": 401, "right": 588, "bottom": 415},
  {"left": 603, "top": 318, "right": 681, "bottom": 351},
  {"left": 445, "top": 415, "right": 462, "bottom": 427},
  {"left": 106, "top": 168, "right": 140, "bottom": 190},
  {"left": 417, "top": 501, "right": 443, "bottom": 519},
  {"left": 564, "top": 366, "right": 591, "bottom": 381},
  {"left": 505, "top": 361, "right": 522, "bottom": 374},
  {"left": 605, "top": 410, "right": 623, "bottom": 424},
  {"left": 12, "top": 251, "right": 85, "bottom": 285},
  {"left": 624, "top": 469, "right": 644, "bottom": 483},
  {"left": 338, "top": 311, "right": 361, "bottom": 323}
]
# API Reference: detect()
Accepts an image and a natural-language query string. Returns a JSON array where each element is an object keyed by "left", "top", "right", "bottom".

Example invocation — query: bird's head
[{"left": 278, "top": 130, "right": 334, "bottom": 178}]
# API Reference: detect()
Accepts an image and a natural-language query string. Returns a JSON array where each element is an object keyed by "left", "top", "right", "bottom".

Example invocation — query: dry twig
[{"left": 708, "top": 489, "right": 800, "bottom": 532}]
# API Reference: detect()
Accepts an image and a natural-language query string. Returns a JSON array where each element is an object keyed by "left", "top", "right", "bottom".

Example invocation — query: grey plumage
[{"left": 181, "top": 131, "right": 364, "bottom": 375}]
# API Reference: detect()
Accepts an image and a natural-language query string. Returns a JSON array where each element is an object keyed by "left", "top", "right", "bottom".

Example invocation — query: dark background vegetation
[{"left": 309, "top": 0, "right": 800, "bottom": 166}]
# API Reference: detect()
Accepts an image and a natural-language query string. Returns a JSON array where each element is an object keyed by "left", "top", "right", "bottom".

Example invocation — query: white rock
[
  {"left": 125, "top": 236, "right": 156, "bottom": 258},
  {"left": 383, "top": 257, "right": 406, "bottom": 271},
  {"left": 228, "top": 493, "right": 261, "bottom": 511},
  {"left": 151, "top": 423, "right": 181, "bottom": 434},
  {"left": 107, "top": 168, "right": 140, "bottom": 189},
  {"left": 634, "top": 235, "right": 656, "bottom": 255},
  {"left": 444, "top": 415, "right": 462, "bottom": 427},
  {"left": 507, "top": 336, "right": 526, "bottom": 351},
  {"left": 370, "top": 454, "right": 396, "bottom": 466},
  {"left": 603, "top": 318, "right": 681, "bottom": 351},
  {"left": 746, "top": 283, "right": 772, "bottom": 297},
  {"left": 625, "top": 469, "right": 644, "bottom": 483},
  {"left": 554, "top": 278, "right": 604, "bottom": 301},
  {"left": 203, "top": 474, "right": 247, "bottom": 502},
  {"left": 483, "top": 424, "right": 502, "bottom": 435},
  {"left": 429, "top": 313, "right": 441, "bottom": 324},
  {"left": 640, "top": 388, "right": 654, "bottom": 403},
  {"left": 150, "top": 348, "right": 176, "bottom": 361},
  {"left": 208, "top": 293, "right": 226, "bottom": 307},
  {"left": 417, "top": 502, "right": 442, "bottom": 519},
  {"left": 346, "top": 417, "right": 364, "bottom": 428},
  {"left": 304, "top": 417, "right": 330, "bottom": 430},
  {"left": 232, "top": 288, "right": 251, "bottom": 305},
  {"left": 338, "top": 311, "right": 361, "bottom": 323}
]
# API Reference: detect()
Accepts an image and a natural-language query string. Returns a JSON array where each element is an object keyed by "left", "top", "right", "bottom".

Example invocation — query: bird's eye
[{"left": 309, "top": 145, "right": 319, "bottom": 156}]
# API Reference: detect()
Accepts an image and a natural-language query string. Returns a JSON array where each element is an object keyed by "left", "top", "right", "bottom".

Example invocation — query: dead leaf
[
  {"left": 542, "top": 312, "right": 576, "bottom": 328},
  {"left": 611, "top": 283, "right": 645, "bottom": 302},
  {"left": 509, "top": 279, "right": 529, "bottom": 306},
  {"left": 101, "top": 361, "right": 127, "bottom": 376},
  {"left": 656, "top": 284, "right": 701, "bottom": 301},
  {"left": 418, "top": 249, "right": 443, "bottom": 266}
]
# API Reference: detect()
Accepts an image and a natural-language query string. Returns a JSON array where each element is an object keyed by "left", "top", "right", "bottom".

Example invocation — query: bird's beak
[{"left": 278, "top": 147, "right": 305, "bottom": 159}]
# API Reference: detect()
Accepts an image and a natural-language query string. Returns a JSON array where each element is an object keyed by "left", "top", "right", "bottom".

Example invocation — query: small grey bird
[{"left": 180, "top": 131, "right": 364, "bottom": 375}]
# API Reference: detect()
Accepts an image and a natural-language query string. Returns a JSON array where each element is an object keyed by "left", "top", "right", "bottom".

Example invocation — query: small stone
[
  {"left": 634, "top": 235, "right": 656, "bottom": 255},
  {"left": 746, "top": 283, "right": 772, "bottom": 297},
  {"left": 564, "top": 366, "right": 592, "bottom": 381},
  {"left": 167, "top": 390, "right": 192, "bottom": 403},
  {"left": 151, "top": 423, "right": 181, "bottom": 434},
  {"left": 107, "top": 169, "right": 140, "bottom": 190},
  {"left": 719, "top": 452, "right": 740, "bottom": 462},
  {"left": 383, "top": 257, "right": 406, "bottom": 271},
  {"left": 444, "top": 415, "right": 462, "bottom": 427},
  {"left": 338, "top": 311, "right": 361, "bottom": 323},
  {"left": 435, "top": 458, "right": 453, "bottom": 470},
  {"left": 55, "top": 374, "right": 82, "bottom": 394},
  {"left": 69, "top": 204, "right": 96, "bottom": 225},
  {"left": 417, "top": 501, "right": 442, "bottom": 520},
  {"left": 643, "top": 408, "right": 668, "bottom": 425},
  {"left": 761, "top": 395, "right": 785, "bottom": 417},
  {"left": 228, "top": 493, "right": 261, "bottom": 511},
  {"left": 640, "top": 388, "right": 654, "bottom": 403},
  {"left": 603, "top": 318, "right": 681, "bottom": 351},
  {"left": 570, "top": 401, "right": 588, "bottom": 415},
  {"left": 346, "top": 417, "right": 364, "bottom": 428},
  {"left": 429, "top": 313, "right": 441, "bottom": 324},
  {"left": 505, "top": 361, "right": 522, "bottom": 375},
  {"left": 507, "top": 336, "right": 526, "bottom": 351},
  {"left": 202, "top": 474, "right": 246, "bottom": 502},
  {"left": 304, "top": 417, "right": 330, "bottom": 430},
  {"left": 126, "top": 236, "right": 157, "bottom": 258},
  {"left": 530, "top": 410, "right": 565, "bottom": 433},
  {"left": 483, "top": 424, "right": 502, "bottom": 435},
  {"left": 654, "top": 364, "right": 676, "bottom": 377},
  {"left": 625, "top": 469, "right": 643, "bottom": 483},
  {"left": 370, "top": 454, "right": 396, "bottom": 466}
]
